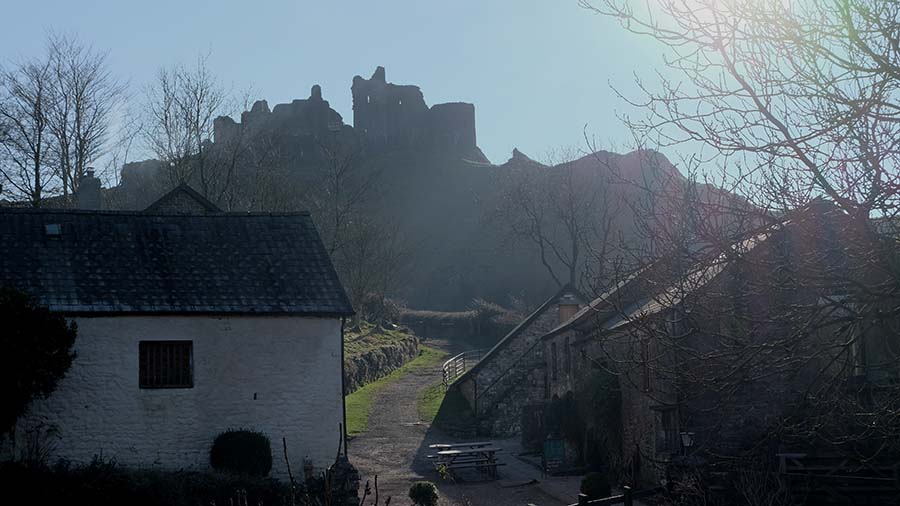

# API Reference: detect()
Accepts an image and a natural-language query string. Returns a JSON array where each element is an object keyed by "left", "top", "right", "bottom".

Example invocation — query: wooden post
[
  {"left": 623, "top": 485, "right": 633, "bottom": 506},
  {"left": 577, "top": 493, "right": 589, "bottom": 505}
]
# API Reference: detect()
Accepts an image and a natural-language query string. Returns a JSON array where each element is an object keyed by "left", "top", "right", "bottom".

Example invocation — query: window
[
  {"left": 641, "top": 339, "right": 651, "bottom": 392},
  {"left": 551, "top": 342, "right": 559, "bottom": 381},
  {"left": 139, "top": 341, "right": 193, "bottom": 388},
  {"left": 564, "top": 336, "right": 572, "bottom": 375},
  {"left": 654, "top": 408, "right": 680, "bottom": 453}
]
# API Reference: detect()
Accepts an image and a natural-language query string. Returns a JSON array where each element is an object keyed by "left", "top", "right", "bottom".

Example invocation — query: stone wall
[
  {"left": 454, "top": 288, "right": 583, "bottom": 437},
  {"left": 351, "top": 66, "right": 478, "bottom": 155},
  {"left": 473, "top": 353, "right": 547, "bottom": 437},
  {"left": 212, "top": 85, "right": 352, "bottom": 168},
  {"left": 343, "top": 335, "right": 419, "bottom": 394},
  {"left": 214, "top": 85, "right": 347, "bottom": 145},
  {"left": 547, "top": 325, "right": 670, "bottom": 485},
  {"left": 11, "top": 315, "right": 344, "bottom": 480},
  {"left": 209, "top": 67, "right": 481, "bottom": 169}
]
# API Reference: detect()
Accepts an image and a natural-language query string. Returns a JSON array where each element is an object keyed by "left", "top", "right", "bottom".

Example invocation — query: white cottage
[{"left": 0, "top": 185, "right": 354, "bottom": 477}]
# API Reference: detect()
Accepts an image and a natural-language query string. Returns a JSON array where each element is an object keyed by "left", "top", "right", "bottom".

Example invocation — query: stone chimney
[
  {"left": 557, "top": 291, "right": 581, "bottom": 325},
  {"left": 75, "top": 168, "right": 102, "bottom": 210}
]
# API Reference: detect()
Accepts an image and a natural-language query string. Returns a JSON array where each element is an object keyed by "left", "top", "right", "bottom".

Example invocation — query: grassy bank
[
  {"left": 417, "top": 382, "right": 445, "bottom": 424},
  {"left": 345, "top": 345, "right": 447, "bottom": 436},
  {"left": 416, "top": 380, "right": 477, "bottom": 434},
  {"left": 344, "top": 323, "right": 416, "bottom": 356}
]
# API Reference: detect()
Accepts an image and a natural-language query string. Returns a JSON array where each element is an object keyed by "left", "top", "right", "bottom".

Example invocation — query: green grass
[
  {"left": 417, "top": 382, "right": 446, "bottom": 424},
  {"left": 344, "top": 323, "right": 416, "bottom": 356},
  {"left": 416, "top": 380, "right": 478, "bottom": 435},
  {"left": 345, "top": 345, "right": 447, "bottom": 436}
]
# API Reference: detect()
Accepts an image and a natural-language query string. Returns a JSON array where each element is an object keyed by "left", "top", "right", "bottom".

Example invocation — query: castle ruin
[
  {"left": 211, "top": 66, "right": 482, "bottom": 162},
  {"left": 351, "top": 66, "right": 477, "bottom": 155},
  {"left": 213, "top": 84, "right": 352, "bottom": 162}
]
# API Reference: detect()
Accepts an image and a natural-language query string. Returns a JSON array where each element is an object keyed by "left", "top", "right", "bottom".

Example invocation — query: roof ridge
[{"left": 0, "top": 208, "right": 312, "bottom": 217}]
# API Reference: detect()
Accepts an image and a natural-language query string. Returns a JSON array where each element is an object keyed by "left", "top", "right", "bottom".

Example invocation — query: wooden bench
[
  {"left": 441, "top": 462, "right": 507, "bottom": 473},
  {"left": 429, "top": 442, "right": 504, "bottom": 479},
  {"left": 429, "top": 441, "right": 494, "bottom": 450}
]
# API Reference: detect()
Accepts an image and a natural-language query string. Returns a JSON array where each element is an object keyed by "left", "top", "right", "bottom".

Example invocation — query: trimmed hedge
[
  {"left": 408, "top": 480, "right": 439, "bottom": 506},
  {"left": 210, "top": 429, "right": 273, "bottom": 476}
]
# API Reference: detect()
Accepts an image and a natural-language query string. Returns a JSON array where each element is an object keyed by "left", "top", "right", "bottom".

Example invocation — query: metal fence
[{"left": 442, "top": 349, "right": 486, "bottom": 386}]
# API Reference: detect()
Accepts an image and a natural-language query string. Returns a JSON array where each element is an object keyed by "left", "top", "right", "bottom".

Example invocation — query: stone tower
[{"left": 351, "top": 66, "right": 477, "bottom": 154}]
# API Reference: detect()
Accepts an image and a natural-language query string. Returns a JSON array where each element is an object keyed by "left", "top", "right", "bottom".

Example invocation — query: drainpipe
[{"left": 341, "top": 317, "right": 348, "bottom": 456}]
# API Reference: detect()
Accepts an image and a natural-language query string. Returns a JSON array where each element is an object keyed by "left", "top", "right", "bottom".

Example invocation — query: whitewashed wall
[{"left": 13, "top": 315, "right": 344, "bottom": 478}]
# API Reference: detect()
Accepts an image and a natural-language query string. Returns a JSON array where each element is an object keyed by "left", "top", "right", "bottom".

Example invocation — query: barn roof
[
  {"left": 455, "top": 284, "right": 587, "bottom": 382},
  {"left": 0, "top": 191, "right": 354, "bottom": 316},
  {"left": 545, "top": 199, "right": 850, "bottom": 340}
]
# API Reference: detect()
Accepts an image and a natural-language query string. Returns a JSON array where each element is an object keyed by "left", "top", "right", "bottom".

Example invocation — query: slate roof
[
  {"left": 0, "top": 207, "right": 354, "bottom": 316},
  {"left": 143, "top": 183, "right": 222, "bottom": 214},
  {"left": 544, "top": 204, "right": 842, "bottom": 340}
]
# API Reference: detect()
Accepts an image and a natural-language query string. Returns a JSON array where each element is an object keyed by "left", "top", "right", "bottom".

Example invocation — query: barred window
[{"left": 139, "top": 341, "right": 193, "bottom": 388}]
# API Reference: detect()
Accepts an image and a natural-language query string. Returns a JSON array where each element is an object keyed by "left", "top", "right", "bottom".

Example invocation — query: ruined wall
[
  {"left": 428, "top": 102, "right": 476, "bottom": 152},
  {"left": 208, "top": 68, "right": 480, "bottom": 171},
  {"left": 351, "top": 66, "right": 477, "bottom": 155},
  {"left": 212, "top": 85, "right": 351, "bottom": 164}
]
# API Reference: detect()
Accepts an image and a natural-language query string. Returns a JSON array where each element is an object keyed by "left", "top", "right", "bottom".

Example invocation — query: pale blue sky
[{"left": 0, "top": 1, "right": 671, "bottom": 164}]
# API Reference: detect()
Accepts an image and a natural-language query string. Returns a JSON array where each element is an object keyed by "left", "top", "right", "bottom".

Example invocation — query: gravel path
[{"left": 348, "top": 340, "right": 565, "bottom": 506}]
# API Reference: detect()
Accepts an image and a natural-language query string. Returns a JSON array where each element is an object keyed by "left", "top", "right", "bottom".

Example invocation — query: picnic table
[
  {"left": 427, "top": 441, "right": 505, "bottom": 479},
  {"left": 428, "top": 441, "right": 494, "bottom": 450}
]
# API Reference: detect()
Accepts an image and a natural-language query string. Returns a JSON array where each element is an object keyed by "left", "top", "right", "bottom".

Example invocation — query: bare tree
[
  {"left": 143, "top": 54, "right": 229, "bottom": 196},
  {"left": 0, "top": 57, "right": 55, "bottom": 206},
  {"left": 571, "top": 0, "right": 900, "bottom": 497},
  {"left": 306, "top": 135, "right": 380, "bottom": 257},
  {"left": 335, "top": 215, "right": 407, "bottom": 327},
  {"left": 584, "top": 0, "right": 900, "bottom": 221},
  {"left": 299, "top": 134, "right": 406, "bottom": 324},
  {"left": 494, "top": 148, "right": 617, "bottom": 290},
  {"left": 0, "top": 34, "right": 124, "bottom": 207},
  {"left": 223, "top": 132, "right": 289, "bottom": 212},
  {"left": 46, "top": 34, "right": 125, "bottom": 201}
]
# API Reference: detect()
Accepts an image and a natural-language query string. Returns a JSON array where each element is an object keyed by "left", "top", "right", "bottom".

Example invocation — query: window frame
[
  {"left": 641, "top": 338, "right": 652, "bottom": 392},
  {"left": 653, "top": 407, "right": 680, "bottom": 454},
  {"left": 139, "top": 340, "right": 194, "bottom": 389},
  {"left": 551, "top": 341, "right": 559, "bottom": 381}
]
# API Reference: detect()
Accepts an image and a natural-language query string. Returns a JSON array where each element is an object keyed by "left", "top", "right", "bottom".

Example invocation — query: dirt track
[{"left": 348, "top": 339, "right": 565, "bottom": 506}]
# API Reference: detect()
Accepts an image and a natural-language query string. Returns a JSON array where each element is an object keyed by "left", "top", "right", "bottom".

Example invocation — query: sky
[{"left": 0, "top": 1, "right": 673, "bottom": 165}]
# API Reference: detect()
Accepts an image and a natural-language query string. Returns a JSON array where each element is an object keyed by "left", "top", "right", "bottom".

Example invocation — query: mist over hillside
[{"left": 107, "top": 66, "right": 730, "bottom": 311}]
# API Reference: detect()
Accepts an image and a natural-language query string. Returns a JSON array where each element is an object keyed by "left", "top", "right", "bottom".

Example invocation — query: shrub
[
  {"left": 0, "top": 460, "right": 290, "bottom": 506},
  {"left": 0, "top": 285, "right": 77, "bottom": 435},
  {"left": 408, "top": 480, "right": 439, "bottom": 506},
  {"left": 581, "top": 471, "right": 611, "bottom": 500},
  {"left": 209, "top": 429, "right": 272, "bottom": 476}
]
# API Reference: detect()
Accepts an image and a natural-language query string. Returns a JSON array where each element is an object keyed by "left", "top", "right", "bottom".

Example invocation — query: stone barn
[
  {"left": 0, "top": 184, "right": 354, "bottom": 478},
  {"left": 453, "top": 285, "right": 586, "bottom": 436},
  {"left": 543, "top": 200, "right": 900, "bottom": 491}
]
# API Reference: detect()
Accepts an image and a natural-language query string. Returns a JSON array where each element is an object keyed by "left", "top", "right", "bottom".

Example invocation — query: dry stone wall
[{"left": 343, "top": 334, "right": 419, "bottom": 394}]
